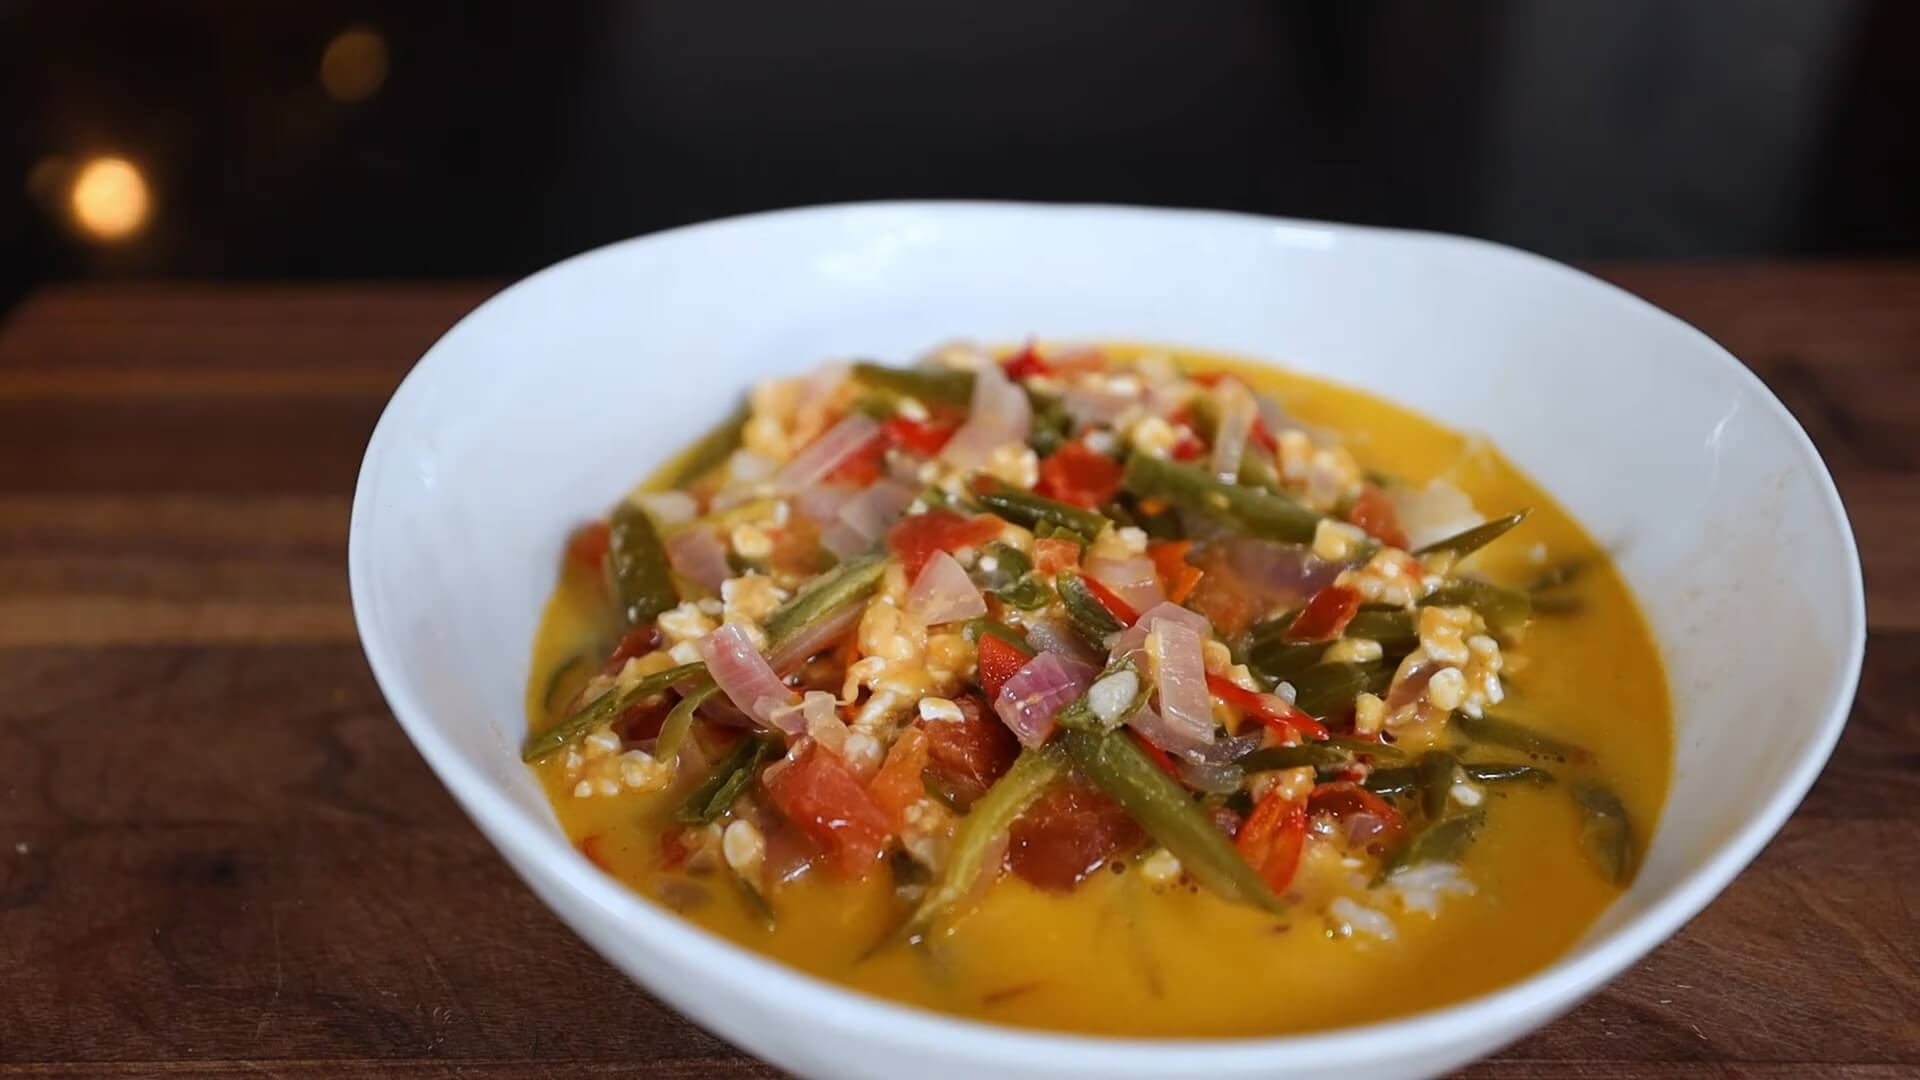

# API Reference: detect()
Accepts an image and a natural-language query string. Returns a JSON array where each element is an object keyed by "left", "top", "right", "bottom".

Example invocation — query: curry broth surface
[{"left": 526, "top": 346, "right": 1672, "bottom": 1037}]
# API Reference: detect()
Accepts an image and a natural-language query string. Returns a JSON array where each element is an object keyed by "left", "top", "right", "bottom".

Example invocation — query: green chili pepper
[
  {"left": 961, "top": 618, "right": 1036, "bottom": 657},
  {"left": 850, "top": 361, "right": 976, "bottom": 406},
  {"left": 607, "top": 502, "right": 679, "bottom": 628},
  {"left": 974, "top": 481, "right": 1112, "bottom": 538},
  {"left": 1056, "top": 571, "right": 1126, "bottom": 648},
  {"left": 1062, "top": 728, "right": 1284, "bottom": 913},
  {"left": 662, "top": 401, "right": 749, "bottom": 490},
  {"left": 1239, "top": 742, "right": 1357, "bottom": 773},
  {"left": 1464, "top": 762, "right": 1557, "bottom": 785},
  {"left": 1236, "top": 445, "right": 1282, "bottom": 493},
  {"left": 1417, "top": 750, "right": 1460, "bottom": 819},
  {"left": 1527, "top": 561, "right": 1584, "bottom": 592},
  {"left": 1286, "top": 662, "right": 1391, "bottom": 718},
  {"left": 763, "top": 553, "right": 886, "bottom": 646},
  {"left": 1452, "top": 712, "right": 1584, "bottom": 760},
  {"left": 1362, "top": 766, "right": 1417, "bottom": 797},
  {"left": 886, "top": 744, "right": 1071, "bottom": 947},
  {"left": 996, "top": 576, "right": 1055, "bottom": 611},
  {"left": 1028, "top": 395, "right": 1072, "bottom": 458},
  {"left": 1122, "top": 453, "right": 1321, "bottom": 543},
  {"left": 674, "top": 730, "right": 782, "bottom": 825},
  {"left": 1574, "top": 784, "right": 1636, "bottom": 886},
  {"left": 1414, "top": 510, "right": 1529, "bottom": 559},
  {"left": 1420, "top": 579, "right": 1533, "bottom": 638},
  {"left": 973, "top": 541, "right": 1032, "bottom": 589},
  {"left": 1531, "top": 594, "right": 1583, "bottom": 616},
  {"left": 521, "top": 661, "right": 707, "bottom": 762},
  {"left": 1375, "top": 808, "right": 1486, "bottom": 883}
]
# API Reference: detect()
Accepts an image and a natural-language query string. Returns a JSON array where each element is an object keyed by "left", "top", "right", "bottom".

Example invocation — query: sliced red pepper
[
  {"left": 1282, "top": 583, "right": 1362, "bottom": 643},
  {"left": 1307, "top": 780, "right": 1406, "bottom": 853},
  {"left": 1032, "top": 537, "right": 1081, "bottom": 576},
  {"left": 1077, "top": 573, "right": 1140, "bottom": 625},
  {"left": 975, "top": 632, "right": 1029, "bottom": 702},
  {"left": 886, "top": 508, "right": 1006, "bottom": 578},
  {"left": 1127, "top": 728, "right": 1181, "bottom": 777},
  {"left": 1207, "top": 673, "right": 1333, "bottom": 741},
  {"left": 1146, "top": 540, "right": 1205, "bottom": 605},
  {"left": 1235, "top": 789, "right": 1308, "bottom": 893},
  {"left": 567, "top": 520, "right": 611, "bottom": 569},
  {"left": 1345, "top": 483, "right": 1409, "bottom": 549},
  {"left": 1002, "top": 342, "right": 1051, "bottom": 380},
  {"left": 1035, "top": 441, "right": 1125, "bottom": 510},
  {"left": 882, "top": 415, "right": 957, "bottom": 456}
]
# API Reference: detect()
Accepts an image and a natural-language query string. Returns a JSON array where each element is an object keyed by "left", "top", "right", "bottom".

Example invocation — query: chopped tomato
[
  {"left": 976, "top": 633, "right": 1030, "bottom": 702},
  {"left": 1077, "top": 573, "right": 1139, "bottom": 625},
  {"left": 1283, "top": 583, "right": 1362, "bottom": 643},
  {"left": 1032, "top": 537, "right": 1081, "bottom": 575},
  {"left": 1236, "top": 789, "right": 1308, "bottom": 893},
  {"left": 1146, "top": 540, "right": 1205, "bottom": 605},
  {"left": 658, "top": 830, "right": 689, "bottom": 871},
  {"left": 1346, "top": 483, "right": 1409, "bottom": 549},
  {"left": 762, "top": 744, "right": 894, "bottom": 877},
  {"left": 886, "top": 508, "right": 1006, "bottom": 578},
  {"left": 567, "top": 520, "right": 611, "bottom": 569},
  {"left": 920, "top": 692, "right": 1020, "bottom": 794},
  {"left": 1184, "top": 546, "right": 1259, "bottom": 638},
  {"left": 1002, "top": 342, "right": 1051, "bottom": 380},
  {"left": 1035, "top": 442, "right": 1125, "bottom": 510},
  {"left": 611, "top": 697, "right": 674, "bottom": 743},
  {"left": 822, "top": 432, "right": 888, "bottom": 486},
  {"left": 1207, "top": 674, "right": 1333, "bottom": 741},
  {"left": 1170, "top": 430, "right": 1207, "bottom": 461},
  {"left": 599, "top": 624, "right": 661, "bottom": 675},
  {"left": 579, "top": 834, "right": 613, "bottom": 872},
  {"left": 1307, "top": 780, "right": 1406, "bottom": 853},
  {"left": 1127, "top": 728, "right": 1181, "bottom": 777},
  {"left": 882, "top": 415, "right": 957, "bottom": 456},
  {"left": 867, "top": 727, "right": 931, "bottom": 830},
  {"left": 1007, "top": 780, "right": 1145, "bottom": 891}
]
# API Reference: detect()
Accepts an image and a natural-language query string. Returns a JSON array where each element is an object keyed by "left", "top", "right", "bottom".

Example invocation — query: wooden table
[{"left": 1, "top": 268, "right": 1914, "bottom": 1078}]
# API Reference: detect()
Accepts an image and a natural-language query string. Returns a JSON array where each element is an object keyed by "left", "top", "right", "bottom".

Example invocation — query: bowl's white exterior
[{"left": 348, "top": 202, "right": 1864, "bottom": 1079}]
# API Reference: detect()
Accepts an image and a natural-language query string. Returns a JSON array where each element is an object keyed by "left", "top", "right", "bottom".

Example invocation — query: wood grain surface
[{"left": 1, "top": 269, "right": 1914, "bottom": 1078}]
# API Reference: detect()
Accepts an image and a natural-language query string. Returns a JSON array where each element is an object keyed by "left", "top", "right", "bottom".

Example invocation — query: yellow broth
[{"left": 524, "top": 346, "right": 1672, "bottom": 1038}]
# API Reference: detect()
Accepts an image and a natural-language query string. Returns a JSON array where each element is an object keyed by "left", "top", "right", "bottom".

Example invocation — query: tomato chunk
[
  {"left": 762, "top": 744, "right": 893, "bottom": 877},
  {"left": 886, "top": 509, "right": 1005, "bottom": 578},
  {"left": 822, "top": 432, "right": 888, "bottom": 486},
  {"left": 976, "top": 633, "right": 1030, "bottom": 703},
  {"left": 1345, "top": 483, "right": 1409, "bottom": 549},
  {"left": 1282, "top": 583, "right": 1362, "bottom": 643},
  {"left": 567, "top": 520, "right": 611, "bottom": 569},
  {"left": 920, "top": 692, "right": 1019, "bottom": 800},
  {"left": 1007, "top": 780, "right": 1145, "bottom": 891},
  {"left": 1145, "top": 540, "right": 1206, "bottom": 605},
  {"left": 1032, "top": 537, "right": 1081, "bottom": 575},
  {"left": 1236, "top": 789, "right": 1308, "bottom": 893},
  {"left": 882, "top": 415, "right": 957, "bottom": 456},
  {"left": 867, "top": 727, "right": 931, "bottom": 830},
  {"left": 1184, "top": 546, "right": 1258, "bottom": 638},
  {"left": 1307, "top": 780, "right": 1405, "bottom": 854},
  {"left": 599, "top": 623, "right": 661, "bottom": 675},
  {"left": 1035, "top": 442, "right": 1125, "bottom": 510},
  {"left": 1001, "top": 342, "right": 1051, "bottom": 380},
  {"left": 1207, "top": 674, "right": 1332, "bottom": 741}
]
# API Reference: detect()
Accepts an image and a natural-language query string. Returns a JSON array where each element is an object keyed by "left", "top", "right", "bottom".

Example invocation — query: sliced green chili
[
  {"left": 763, "top": 553, "right": 886, "bottom": 646},
  {"left": 1122, "top": 453, "right": 1321, "bottom": 543},
  {"left": 1362, "top": 766, "right": 1417, "bottom": 797},
  {"left": 1452, "top": 712, "right": 1584, "bottom": 760},
  {"left": 961, "top": 618, "right": 1036, "bottom": 657},
  {"left": 1420, "top": 579, "right": 1533, "bottom": 638},
  {"left": 653, "top": 680, "right": 720, "bottom": 764},
  {"left": 1414, "top": 510, "right": 1528, "bottom": 559},
  {"left": 1416, "top": 750, "right": 1460, "bottom": 819},
  {"left": 1573, "top": 784, "right": 1636, "bottom": 886},
  {"left": 522, "top": 661, "right": 706, "bottom": 762},
  {"left": 1464, "top": 762, "right": 1557, "bottom": 785},
  {"left": 540, "top": 653, "right": 593, "bottom": 718},
  {"left": 1287, "top": 662, "right": 1391, "bottom": 718},
  {"left": 1056, "top": 571, "right": 1126, "bottom": 646},
  {"left": 673, "top": 730, "right": 781, "bottom": 825},
  {"left": 850, "top": 361, "right": 976, "bottom": 406},
  {"left": 607, "top": 502, "right": 679, "bottom": 627},
  {"left": 975, "top": 481, "right": 1111, "bottom": 538},
  {"left": 1375, "top": 808, "right": 1486, "bottom": 883}
]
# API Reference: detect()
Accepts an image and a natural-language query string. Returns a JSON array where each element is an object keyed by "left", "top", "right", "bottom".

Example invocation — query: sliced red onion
[
  {"left": 665, "top": 527, "right": 732, "bottom": 592},
  {"left": 1084, "top": 554, "right": 1165, "bottom": 616},
  {"left": 695, "top": 622, "right": 800, "bottom": 733},
  {"left": 1059, "top": 384, "right": 1134, "bottom": 427},
  {"left": 1389, "top": 480, "right": 1484, "bottom": 552},
  {"left": 765, "top": 595, "right": 866, "bottom": 673},
  {"left": 1147, "top": 618, "right": 1215, "bottom": 747},
  {"left": 905, "top": 550, "right": 988, "bottom": 626},
  {"left": 940, "top": 361, "right": 1031, "bottom": 469},
  {"left": 1178, "top": 730, "right": 1264, "bottom": 765},
  {"left": 1254, "top": 392, "right": 1295, "bottom": 435},
  {"left": 838, "top": 480, "right": 916, "bottom": 540},
  {"left": 994, "top": 652, "right": 1095, "bottom": 748},
  {"left": 1176, "top": 757, "right": 1244, "bottom": 794},
  {"left": 774, "top": 413, "right": 881, "bottom": 493},
  {"left": 633, "top": 491, "right": 697, "bottom": 528},
  {"left": 1127, "top": 704, "right": 1212, "bottom": 756},
  {"left": 1208, "top": 380, "right": 1257, "bottom": 482},
  {"left": 795, "top": 484, "right": 859, "bottom": 524},
  {"left": 820, "top": 520, "right": 873, "bottom": 561},
  {"left": 711, "top": 449, "right": 780, "bottom": 510},
  {"left": 1023, "top": 616, "right": 1106, "bottom": 670},
  {"left": 1224, "top": 537, "right": 1350, "bottom": 604},
  {"left": 1387, "top": 658, "right": 1442, "bottom": 711},
  {"left": 1111, "top": 601, "right": 1213, "bottom": 663}
]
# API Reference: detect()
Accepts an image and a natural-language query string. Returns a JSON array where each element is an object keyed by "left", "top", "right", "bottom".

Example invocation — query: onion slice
[
  {"left": 1084, "top": 554, "right": 1165, "bottom": 616},
  {"left": 696, "top": 622, "right": 800, "bottom": 733},
  {"left": 1024, "top": 616, "right": 1107, "bottom": 670},
  {"left": 1209, "top": 379, "right": 1257, "bottom": 482},
  {"left": 665, "top": 527, "right": 732, "bottom": 593},
  {"left": 994, "top": 652, "right": 1095, "bottom": 748},
  {"left": 774, "top": 413, "right": 881, "bottom": 493},
  {"left": 764, "top": 595, "right": 866, "bottom": 673},
  {"left": 1111, "top": 601, "right": 1213, "bottom": 663},
  {"left": 940, "top": 361, "right": 1031, "bottom": 470},
  {"left": 905, "top": 550, "right": 989, "bottom": 626},
  {"left": 1146, "top": 618, "right": 1214, "bottom": 747}
]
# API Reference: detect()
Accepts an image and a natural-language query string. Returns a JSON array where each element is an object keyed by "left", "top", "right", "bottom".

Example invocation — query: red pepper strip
[
  {"left": 1127, "top": 728, "right": 1181, "bottom": 777},
  {"left": 1236, "top": 789, "right": 1308, "bottom": 893},
  {"left": 1207, "top": 674, "right": 1333, "bottom": 742},
  {"left": 1078, "top": 573, "right": 1140, "bottom": 626},
  {"left": 976, "top": 632, "right": 1029, "bottom": 702},
  {"left": 1281, "top": 583, "right": 1362, "bottom": 643},
  {"left": 882, "top": 415, "right": 957, "bottom": 456},
  {"left": 1036, "top": 441, "right": 1125, "bottom": 510}
]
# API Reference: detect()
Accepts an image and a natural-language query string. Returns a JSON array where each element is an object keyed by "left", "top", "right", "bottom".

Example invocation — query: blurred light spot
[
  {"left": 321, "top": 26, "right": 389, "bottom": 103},
  {"left": 69, "top": 156, "right": 150, "bottom": 241}
]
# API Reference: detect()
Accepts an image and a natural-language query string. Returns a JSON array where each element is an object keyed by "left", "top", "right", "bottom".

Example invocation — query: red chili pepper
[
  {"left": 1127, "top": 728, "right": 1181, "bottom": 777},
  {"left": 1207, "top": 673, "right": 1333, "bottom": 741},
  {"left": 599, "top": 624, "right": 661, "bottom": 675},
  {"left": 882, "top": 415, "right": 957, "bottom": 456},
  {"left": 1249, "top": 416, "right": 1278, "bottom": 454},
  {"left": 975, "top": 632, "right": 1029, "bottom": 703},
  {"left": 1146, "top": 540, "right": 1205, "bottom": 605},
  {"left": 1170, "top": 431, "right": 1207, "bottom": 462},
  {"left": 1236, "top": 789, "right": 1307, "bottom": 893},
  {"left": 1282, "top": 583, "right": 1362, "bottom": 643},
  {"left": 1078, "top": 573, "right": 1140, "bottom": 625}
]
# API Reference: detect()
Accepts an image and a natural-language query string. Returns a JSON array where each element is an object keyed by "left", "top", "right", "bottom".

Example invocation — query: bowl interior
[{"left": 349, "top": 203, "right": 1862, "bottom": 1075}]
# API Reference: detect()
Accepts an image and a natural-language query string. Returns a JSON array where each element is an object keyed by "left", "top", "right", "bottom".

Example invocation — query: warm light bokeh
[
  {"left": 68, "top": 156, "right": 150, "bottom": 241},
  {"left": 321, "top": 27, "right": 389, "bottom": 104}
]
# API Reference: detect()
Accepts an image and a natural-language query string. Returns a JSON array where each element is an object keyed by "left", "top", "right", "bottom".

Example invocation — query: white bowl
[{"left": 348, "top": 202, "right": 1864, "bottom": 1079}]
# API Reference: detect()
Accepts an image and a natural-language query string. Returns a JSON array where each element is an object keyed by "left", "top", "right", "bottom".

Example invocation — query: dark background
[{"left": 5, "top": 0, "right": 1918, "bottom": 316}]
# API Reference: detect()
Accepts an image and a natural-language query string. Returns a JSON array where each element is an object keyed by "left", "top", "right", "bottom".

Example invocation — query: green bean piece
[
  {"left": 1246, "top": 641, "right": 1333, "bottom": 681},
  {"left": 1237, "top": 444, "right": 1282, "bottom": 493},
  {"left": 1324, "top": 736, "right": 1406, "bottom": 761},
  {"left": 1122, "top": 453, "right": 1321, "bottom": 543},
  {"left": 1465, "top": 762, "right": 1557, "bottom": 785},
  {"left": 1452, "top": 712, "right": 1585, "bottom": 760},
  {"left": 735, "top": 875, "right": 778, "bottom": 932},
  {"left": 1375, "top": 809, "right": 1486, "bottom": 883},
  {"left": 652, "top": 680, "right": 719, "bottom": 764},
  {"left": 995, "top": 576, "right": 1055, "bottom": 611},
  {"left": 1028, "top": 395, "right": 1072, "bottom": 458},
  {"left": 889, "top": 743, "right": 1071, "bottom": 946},
  {"left": 607, "top": 502, "right": 679, "bottom": 628},
  {"left": 763, "top": 553, "right": 886, "bottom": 647},
  {"left": 540, "top": 653, "right": 593, "bottom": 718},
  {"left": 1246, "top": 609, "right": 1416, "bottom": 679},
  {"left": 521, "top": 662, "right": 707, "bottom": 762},
  {"left": 1420, "top": 579, "right": 1533, "bottom": 638},
  {"left": 1287, "top": 662, "right": 1391, "bottom": 718},
  {"left": 673, "top": 730, "right": 782, "bottom": 825},
  {"left": 961, "top": 618, "right": 1036, "bottom": 657},
  {"left": 1413, "top": 510, "right": 1529, "bottom": 559},
  {"left": 1530, "top": 594, "right": 1583, "bottom": 616},
  {"left": 1056, "top": 571, "right": 1126, "bottom": 647},
  {"left": 662, "top": 401, "right": 749, "bottom": 490},
  {"left": 1574, "top": 784, "right": 1637, "bottom": 886},
  {"left": 1527, "top": 561, "right": 1584, "bottom": 593},
  {"left": 1345, "top": 609, "right": 1418, "bottom": 646},
  {"left": 1417, "top": 750, "right": 1460, "bottom": 819},
  {"left": 1062, "top": 728, "right": 1285, "bottom": 913},
  {"left": 1239, "top": 743, "right": 1356, "bottom": 773},
  {"left": 1362, "top": 766, "right": 1417, "bottom": 797},
  {"left": 975, "top": 481, "right": 1112, "bottom": 538},
  {"left": 849, "top": 361, "right": 976, "bottom": 406}
]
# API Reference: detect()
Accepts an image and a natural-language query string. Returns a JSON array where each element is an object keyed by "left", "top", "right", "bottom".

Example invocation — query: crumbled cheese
[
  {"left": 1353, "top": 691, "right": 1386, "bottom": 735},
  {"left": 901, "top": 797, "right": 956, "bottom": 869},
  {"left": 857, "top": 599, "right": 928, "bottom": 665},
  {"left": 1088, "top": 669, "right": 1141, "bottom": 723},
  {"left": 896, "top": 395, "right": 930, "bottom": 422},
  {"left": 722, "top": 820, "right": 767, "bottom": 877},
  {"left": 1337, "top": 548, "right": 1423, "bottom": 608},
  {"left": 1418, "top": 605, "right": 1474, "bottom": 666},
  {"left": 984, "top": 443, "right": 1040, "bottom": 489},
  {"left": 918, "top": 696, "right": 965, "bottom": 724},
  {"left": 1202, "top": 639, "right": 1234, "bottom": 674},
  {"left": 730, "top": 523, "right": 773, "bottom": 561},
  {"left": 1312, "top": 518, "right": 1370, "bottom": 562},
  {"left": 658, "top": 602, "right": 717, "bottom": 646},
  {"left": 1226, "top": 663, "right": 1263, "bottom": 694},
  {"left": 1330, "top": 896, "right": 1395, "bottom": 940},
  {"left": 1129, "top": 415, "right": 1179, "bottom": 458},
  {"left": 1115, "top": 526, "right": 1149, "bottom": 554},
  {"left": 1084, "top": 428, "right": 1119, "bottom": 455},
  {"left": 1425, "top": 666, "right": 1468, "bottom": 712},
  {"left": 1140, "top": 848, "right": 1183, "bottom": 884},
  {"left": 668, "top": 641, "right": 703, "bottom": 665},
  {"left": 1323, "top": 637, "right": 1383, "bottom": 664},
  {"left": 721, "top": 573, "right": 789, "bottom": 625},
  {"left": 1276, "top": 429, "right": 1364, "bottom": 512},
  {"left": 842, "top": 731, "right": 885, "bottom": 778}
]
